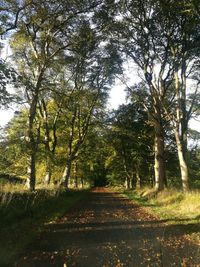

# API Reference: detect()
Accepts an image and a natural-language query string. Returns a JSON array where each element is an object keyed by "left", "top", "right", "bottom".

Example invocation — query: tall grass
[
  {"left": 124, "top": 187, "right": 200, "bottom": 244},
  {"left": 154, "top": 189, "right": 199, "bottom": 218},
  {"left": 125, "top": 187, "right": 200, "bottom": 220}
]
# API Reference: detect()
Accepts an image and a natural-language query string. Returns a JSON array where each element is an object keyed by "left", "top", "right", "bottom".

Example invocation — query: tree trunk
[
  {"left": 180, "top": 60, "right": 188, "bottom": 162},
  {"left": 174, "top": 69, "right": 189, "bottom": 191},
  {"left": 122, "top": 148, "right": 132, "bottom": 190},
  {"left": 136, "top": 165, "right": 141, "bottom": 189},
  {"left": 26, "top": 110, "right": 37, "bottom": 191},
  {"left": 62, "top": 160, "right": 72, "bottom": 188},
  {"left": 154, "top": 112, "right": 165, "bottom": 191},
  {"left": 175, "top": 128, "right": 189, "bottom": 191},
  {"left": 74, "top": 162, "right": 78, "bottom": 188},
  {"left": 149, "top": 164, "right": 154, "bottom": 187},
  {"left": 26, "top": 152, "right": 36, "bottom": 191},
  {"left": 25, "top": 68, "right": 44, "bottom": 191},
  {"left": 44, "top": 165, "right": 52, "bottom": 185},
  {"left": 40, "top": 99, "right": 54, "bottom": 186},
  {"left": 43, "top": 152, "right": 52, "bottom": 185},
  {"left": 125, "top": 176, "right": 131, "bottom": 189},
  {"left": 81, "top": 177, "right": 84, "bottom": 189},
  {"left": 74, "top": 175, "right": 78, "bottom": 188}
]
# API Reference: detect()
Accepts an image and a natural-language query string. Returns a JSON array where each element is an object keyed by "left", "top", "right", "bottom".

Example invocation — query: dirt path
[{"left": 14, "top": 188, "right": 200, "bottom": 267}]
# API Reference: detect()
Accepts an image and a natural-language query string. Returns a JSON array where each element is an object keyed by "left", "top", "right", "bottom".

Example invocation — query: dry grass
[
  {"left": 0, "top": 182, "right": 26, "bottom": 193},
  {"left": 125, "top": 187, "right": 200, "bottom": 220},
  {"left": 124, "top": 187, "right": 200, "bottom": 244},
  {"left": 149, "top": 189, "right": 200, "bottom": 220}
]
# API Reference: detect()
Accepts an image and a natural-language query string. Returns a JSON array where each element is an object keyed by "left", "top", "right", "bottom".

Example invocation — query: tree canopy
[{"left": 0, "top": 0, "right": 199, "bottom": 191}]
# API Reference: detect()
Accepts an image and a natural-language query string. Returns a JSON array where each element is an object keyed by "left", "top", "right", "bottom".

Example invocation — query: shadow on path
[{"left": 14, "top": 190, "right": 200, "bottom": 267}]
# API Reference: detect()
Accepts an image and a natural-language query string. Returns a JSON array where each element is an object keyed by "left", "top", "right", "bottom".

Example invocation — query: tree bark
[
  {"left": 136, "top": 164, "right": 141, "bottom": 189},
  {"left": 74, "top": 162, "right": 78, "bottom": 188},
  {"left": 62, "top": 160, "right": 72, "bottom": 188},
  {"left": 40, "top": 99, "right": 52, "bottom": 185},
  {"left": 175, "top": 129, "right": 189, "bottom": 191},
  {"left": 25, "top": 68, "right": 44, "bottom": 191},
  {"left": 26, "top": 102, "right": 37, "bottom": 191},
  {"left": 123, "top": 163, "right": 132, "bottom": 189},
  {"left": 26, "top": 152, "right": 36, "bottom": 191},
  {"left": 74, "top": 175, "right": 78, "bottom": 188},
  {"left": 44, "top": 160, "right": 52, "bottom": 185},
  {"left": 81, "top": 177, "right": 84, "bottom": 188},
  {"left": 154, "top": 106, "right": 165, "bottom": 191},
  {"left": 174, "top": 69, "right": 189, "bottom": 191},
  {"left": 125, "top": 176, "right": 131, "bottom": 189}
]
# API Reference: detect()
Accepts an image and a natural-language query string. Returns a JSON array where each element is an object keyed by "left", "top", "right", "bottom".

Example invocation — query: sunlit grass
[
  {"left": 0, "top": 181, "right": 26, "bottom": 193},
  {"left": 123, "top": 187, "right": 200, "bottom": 244},
  {"left": 134, "top": 188, "right": 200, "bottom": 219}
]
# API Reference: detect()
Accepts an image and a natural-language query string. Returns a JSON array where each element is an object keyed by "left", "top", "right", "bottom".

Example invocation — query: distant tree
[
  {"left": 77, "top": 126, "right": 109, "bottom": 188},
  {"left": 107, "top": 103, "right": 153, "bottom": 189}
]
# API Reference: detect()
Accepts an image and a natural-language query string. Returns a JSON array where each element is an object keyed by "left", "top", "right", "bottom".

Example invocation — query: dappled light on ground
[{"left": 15, "top": 188, "right": 200, "bottom": 267}]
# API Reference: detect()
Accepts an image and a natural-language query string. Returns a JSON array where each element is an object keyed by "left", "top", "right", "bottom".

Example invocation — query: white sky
[
  {"left": 0, "top": 109, "right": 14, "bottom": 126},
  {"left": 107, "top": 82, "right": 127, "bottom": 109}
]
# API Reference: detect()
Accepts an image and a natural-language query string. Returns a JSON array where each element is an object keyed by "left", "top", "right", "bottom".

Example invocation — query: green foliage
[
  {"left": 189, "top": 147, "right": 200, "bottom": 189},
  {"left": 0, "top": 0, "right": 199, "bottom": 191},
  {"left": 0, "top": 110, "right": 28, "bottom": 178},
  {"left": 0, "top": 60, "right": 18, "bottom": 107},
  {"left": 74, "top": 125, "right": 109, "bottom": 187},
  {"left": 106, "top": 103, "right": 153, "bottom": 187}
]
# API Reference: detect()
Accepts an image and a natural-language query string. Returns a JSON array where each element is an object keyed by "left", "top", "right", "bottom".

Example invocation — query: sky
[
  {"left": 0, "top": 109, "right": 15, "bottom": 127},
  {"left": 107, "top": 81, "right": 127, "bottom": 110}
]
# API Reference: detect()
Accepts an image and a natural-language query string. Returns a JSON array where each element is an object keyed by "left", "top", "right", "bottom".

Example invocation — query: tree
[
  {"left": 76, "top": 125, "right": 109, "bottom": 188},
  {"left": 9, "top": 0, "right": 103, "bottom": 190},
  {"left": 56, "top": 19, "right": 122, "bottom": 187},
  {"left": 112, "top": 0, "right": 176, "bottom": 191},
  {"left": 107, "top": 102, "right": 153, "bottom": 189},
  {"left": 38, "top": 99, "right": 59, "bottom": 184},
  {"left": 0, "top": 0, "right": 34, "bottom": 35},
  {"left": 158, "top": 0, "right": 200, "bottom": 191},
  {"left": 108, "top": 0, "right": 200, "bottom": 191},
  {"left": 0, "top": 110, "right": 28, "bottom": 178},
  {"left": 0, "top": 60, "right": 17, "bottom": 107}
]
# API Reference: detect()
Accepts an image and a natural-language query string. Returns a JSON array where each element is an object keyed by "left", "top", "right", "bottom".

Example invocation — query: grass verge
[
  {"left": 122, "top": 187, "right": 200, "bottom": 244},
  {"left": 0, "top": 187, "right": 89, "bottom": 267}
]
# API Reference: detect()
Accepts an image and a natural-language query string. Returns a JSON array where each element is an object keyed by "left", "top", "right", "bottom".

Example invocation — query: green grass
[
  {"left": 0, "top": 186, "right": 89, "bottom": 267},
  {"left": 123, "top": 187, "right": 200, "bottom": 244}
]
